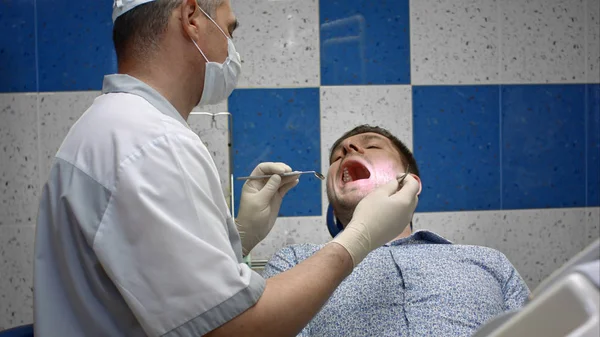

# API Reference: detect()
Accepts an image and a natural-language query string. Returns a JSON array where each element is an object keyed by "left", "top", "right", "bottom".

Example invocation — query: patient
[{"left": 262, "top": 125, "right": 530, "bottom": 337}]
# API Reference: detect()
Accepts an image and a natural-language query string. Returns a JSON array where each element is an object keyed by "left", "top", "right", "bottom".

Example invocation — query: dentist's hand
[
  {"left": 331, "top": 174, "right": 420, "bottom": 266},
  {"left": 236, "top": 162, "right": 300, "bottom": 256}
]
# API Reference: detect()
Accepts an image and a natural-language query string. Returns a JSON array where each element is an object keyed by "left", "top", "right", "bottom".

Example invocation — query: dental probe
[{"left": 237, "top": 171, "right": 325, "bottom": 181}]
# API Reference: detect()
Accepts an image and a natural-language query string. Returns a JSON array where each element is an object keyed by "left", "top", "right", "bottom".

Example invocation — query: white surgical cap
[{"left": 113, "top": 0, "right": 157, "bottom": 22}]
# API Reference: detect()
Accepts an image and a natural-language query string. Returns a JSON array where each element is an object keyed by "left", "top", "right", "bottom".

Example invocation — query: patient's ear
[{"left": 410, "top": 174, "right": 422, "bottom": 196}]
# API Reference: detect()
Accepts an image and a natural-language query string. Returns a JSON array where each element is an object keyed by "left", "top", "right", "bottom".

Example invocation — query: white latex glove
[
  {"left": 331, "top": 174, "right": 420, "bottom": 266},
  {"left": 236, "top": 162, "right": 300, "bottom": 256}
]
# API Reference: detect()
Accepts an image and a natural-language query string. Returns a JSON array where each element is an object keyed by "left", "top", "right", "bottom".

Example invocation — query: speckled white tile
[
  {"left": 415, "top": 208, "right": 588, "bottom": 289},
  {"left": 250, "top": 216, "right": 330, "bottom": 261},
  {"left": 411, "top": 0, "right": 500, "bottom": 84},
  {"left": 499, "top": 208, "right": 588, "bottom": 288},
  {"left": 320, "top": 85, "right": 412, "bottom": 214},
  {"left": 230, "top": 0, "right": 319, "bottom": 88},
  {"left": 188, "top": 101, "right": 231, "bottom": 208},
  {"left": 192, "top": 100, "right": 228, "bottom": 115},
  {"left": 0, "top": 94, "right": 38, "bottom": 226},
  {"left": 585, "top": 207, "right": 599, "bottom": 246},
  {"left": 588, "top": 0, "right": 600, "bottom": 82},
  {"left": 413, "top": 210, "right": 505, "bottom": 248},
  {"left": 0, "top": 225, "right": 35, "bottom": 330},
  {"left": 38, "top": 92, "right": 100, "bottom": 183},
  {"left": 501, "top": 0, "right": 586, "bottom": 83}
]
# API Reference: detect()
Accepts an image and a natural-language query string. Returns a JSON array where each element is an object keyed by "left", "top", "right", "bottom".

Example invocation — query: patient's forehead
[{"left": 347, "top": 132, "right": 389, "bottom": 143}]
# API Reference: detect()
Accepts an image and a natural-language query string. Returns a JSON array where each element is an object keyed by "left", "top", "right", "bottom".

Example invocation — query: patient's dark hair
[{"left": 330, "top": 124, "right": 420, "bottom": 178}]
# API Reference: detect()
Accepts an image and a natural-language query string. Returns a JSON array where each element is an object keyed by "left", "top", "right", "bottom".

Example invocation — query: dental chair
[
  {"left": 326, "top": 204, "right": 344, "bottom": 238},
  {"left": 474, "top": 239, "right": 600, "bottom": 337}
]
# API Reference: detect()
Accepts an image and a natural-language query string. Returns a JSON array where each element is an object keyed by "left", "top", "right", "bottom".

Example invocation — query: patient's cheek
[{"left": 370, "top": 162, "right": 400, "bottom": 185}]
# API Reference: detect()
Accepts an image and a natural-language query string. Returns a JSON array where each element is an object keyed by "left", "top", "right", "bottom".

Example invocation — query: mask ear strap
[
  {"left": 191, "top": 39, "right": 210, "bottom": 63},
  {"left": 197, "top": 5, "right": 229, "bottom": 38}
]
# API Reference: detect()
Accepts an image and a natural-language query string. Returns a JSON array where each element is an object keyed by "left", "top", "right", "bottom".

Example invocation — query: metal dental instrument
[
  {"left": 397, "top": 164, "right": 411, "bottom": 186},
  {"left": 237, "top": 171, "right": 325, "bottom": 181}
]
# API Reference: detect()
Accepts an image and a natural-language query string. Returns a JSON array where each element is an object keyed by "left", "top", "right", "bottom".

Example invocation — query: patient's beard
[
  {"left": 329, "top": 170, "right": 398, "bottom": 227},
  {"left": 328, "top": 192, "right": 361, "bottom": 228}
]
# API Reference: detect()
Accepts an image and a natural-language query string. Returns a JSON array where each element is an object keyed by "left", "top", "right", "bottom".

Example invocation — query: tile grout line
[
  {"left": 409, "top": 0, "right": 415, "bottom": 150},
  {"left": 34, "top": 0, "right": 43, "bottom": 210},
  {"left": 584, "top": 0, "right": 589, "bottom": 210},
  {"left": 413, "top": 206, "right": 596, "bottom": 216},
  {"left": 235, "top": 85, "right": 321, "bottom": 90},
  {"left": 34, "top": 0, "right": 39, "bottom": 93},
  {"left": 497, "top": 0, "right": 502, "bottom": 85},
  {"left": 499, "top": 87, "right": 503, "bottom": 210},
  {"left": 409, "top": 86, "right": 414, "bottom": 153},
  {"left": 316, "top": 0, "right": 323, "bottom": 212},
  {"left": 316, "top": 0, "right": 321, "bottom": 88},
  {"left": 409, "top": 0, "right": 414, "bottom": 86},
  {"left": 36, "top": 94, "right": 42, "bottom": 205},
  {"left": 584, "top": 0, "right": 588, "bottom": 85},
  {"left": 585, "top": 81, "right": 589, "bottom": 210},
  {"left": 497, "top": 0, "right": 503, "bottom": 210}
]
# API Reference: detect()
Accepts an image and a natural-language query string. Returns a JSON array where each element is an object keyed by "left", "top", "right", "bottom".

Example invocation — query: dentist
[{"left": 33, "top": 1, "right": 420, "bottom": 336}]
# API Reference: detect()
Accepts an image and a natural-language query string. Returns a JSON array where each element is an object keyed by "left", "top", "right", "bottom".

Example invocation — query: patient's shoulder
[
  {"left": 262, "top": 243, "right": 325, "bottom": 278},
  {"left": 451, "top": 243, "right": 510, "bottom": 258},
  {"left": 449, "top": 244, "right": 519, "bottom": 271},
  {"left": 277, "top": 243, "right": 324, "bottom": 261}
]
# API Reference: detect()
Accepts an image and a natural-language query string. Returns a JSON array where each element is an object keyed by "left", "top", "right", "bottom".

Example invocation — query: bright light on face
[{"left": 326, "top": 132, "right": 407, "bottom": 213}]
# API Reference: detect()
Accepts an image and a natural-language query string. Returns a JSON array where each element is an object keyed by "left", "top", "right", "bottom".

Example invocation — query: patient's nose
[{"left": 343, "top": 141, "right": 362, "bottom": 154}]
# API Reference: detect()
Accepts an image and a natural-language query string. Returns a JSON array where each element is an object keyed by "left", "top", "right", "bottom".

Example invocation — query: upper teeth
[{"left": 343, "top": 167, "right": 352, "bottom": 182}]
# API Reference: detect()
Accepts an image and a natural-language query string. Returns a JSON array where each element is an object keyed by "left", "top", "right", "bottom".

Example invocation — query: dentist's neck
[
  {"left": 119, "top": 57, "right": 200, "bottom": 121},
  {"left": 116, "top": 33, "right": 204, "bottom": 121}
]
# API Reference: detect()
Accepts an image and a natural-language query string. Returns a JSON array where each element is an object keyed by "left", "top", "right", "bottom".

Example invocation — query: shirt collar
[
  {"left": 102, "top": 74, "right": 189, "bottom": 128},
  {"left": 387, "top": 230, "right": 453, "bottom": 246}
]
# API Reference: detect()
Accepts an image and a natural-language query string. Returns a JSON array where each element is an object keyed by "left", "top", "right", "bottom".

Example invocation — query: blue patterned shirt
[{"left": 262, "top": 230, "right": 530, "bottom": 337}]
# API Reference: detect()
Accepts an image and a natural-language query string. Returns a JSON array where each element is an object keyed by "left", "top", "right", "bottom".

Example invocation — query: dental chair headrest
[{"left": 326, "top": 204, "right": 344, "bottom": 238}]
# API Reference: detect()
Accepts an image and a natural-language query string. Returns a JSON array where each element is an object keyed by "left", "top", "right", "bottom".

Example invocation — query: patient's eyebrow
[{"left": 361, "top": 134, "right": 385, "bottom": 143}]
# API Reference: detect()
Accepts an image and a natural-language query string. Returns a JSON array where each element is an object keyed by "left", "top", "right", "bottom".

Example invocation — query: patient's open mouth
[{"left": 340, "top": 159, "right": 371, "bottom": 184}]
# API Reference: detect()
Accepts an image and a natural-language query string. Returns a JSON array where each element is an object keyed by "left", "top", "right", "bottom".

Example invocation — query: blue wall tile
[
  {"left": 0, "top": 0, "right": 36, "bottom": 92},
  {"left": 37, "top": 0, "right": 116, "bottom": 91},
  {"left": 320, "top": 0, "right": 410, "bottom": 85},
  {"left": 413, "top": 85, "right": 501, "bottom": 212},
  {"left": 502, "top": 84, "right": 586, "bottom": 209},
  {"left": 588, "top": 84, "right": 600, "bottom": 207},
  {"left": 230, "top": 88, "right": 322, "bottom": 217}
]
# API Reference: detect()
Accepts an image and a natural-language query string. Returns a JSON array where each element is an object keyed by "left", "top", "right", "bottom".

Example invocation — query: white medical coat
[{"left": 34, "top": 74, "right": 265, "bottom": 336}]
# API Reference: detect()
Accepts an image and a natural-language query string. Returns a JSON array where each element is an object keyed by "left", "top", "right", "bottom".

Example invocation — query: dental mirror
[
  {"left": 397, "top": 164, "right": 411, "bottom": 185},
  {"left": 237, "top": 170, "right": 325, "bottom": 181}
]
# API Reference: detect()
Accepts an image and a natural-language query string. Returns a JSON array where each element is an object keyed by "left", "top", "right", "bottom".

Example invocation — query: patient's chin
[
  {"left": 338, "top": 190, "right": 369, "bottom": 208},
  {"left": 347, "top": 183, "right": 375, "bottom": 196}
]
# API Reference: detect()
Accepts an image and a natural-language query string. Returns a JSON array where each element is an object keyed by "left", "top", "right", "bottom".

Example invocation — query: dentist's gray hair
[
  {"left": 197, "top": 0, "right": 224, "bottom": 16},
  {"left": 112, "top": 0, "right": 224, "bottom": 62}
]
